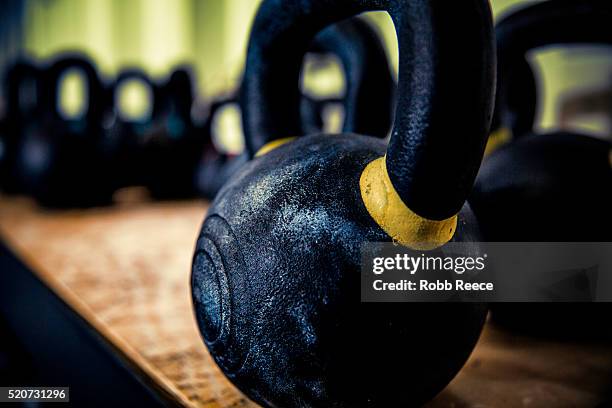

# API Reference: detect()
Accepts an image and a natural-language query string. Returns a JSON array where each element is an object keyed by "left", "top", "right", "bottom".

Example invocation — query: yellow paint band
[
  {"left": 484, "top": 127, "right": 511, "bottom": 156},
  {"left": 360, "top": 156, "right": 457, "bottom": 250},
  {"left": 255, "top": 136, "right": 297, "bottom": 157}
]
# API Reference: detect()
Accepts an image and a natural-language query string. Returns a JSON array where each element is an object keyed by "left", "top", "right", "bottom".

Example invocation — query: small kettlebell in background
[
  {"left": 142, "top": 67, "right": 205, "bottom": 199},
  {"left": 192, "top": 0, "right": 495, "bottom": 406},
  {"left": 104, "top": 68, "right": 157, "bottom": 191},
  {"left": 484, "top": 45, "right": 537, "bottom": 155},
  {"left": 470, "top": 0, "right": 612, "bottom": 339},
  {"left": 299, "top": 16, "right": 395, "bottom": 137},
  {"left": 0, "top": 60, "right": 45, "bottom": 195},
  {"left": 16, "top": 54, "right": 113, "bottom": 207},
  {"left": 196, "top": 16, "right": 396, "bottom": 199}
]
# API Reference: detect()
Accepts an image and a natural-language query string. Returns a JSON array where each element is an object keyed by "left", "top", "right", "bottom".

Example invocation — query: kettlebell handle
[
  {"left": 5, "top": 61, "right": 41, "bottom": 117},
  {"left": 47, "top": 55, "right": 103, "bottom": 122},
  {"left": 113, "top": 69, "right": 158, "bottom": 116},
  {"left": 495, "top": 0, "right": 612, "bottom": 137},
  {"left": 497, "top": 0, "right": 612, "bottom": 59},
  {"left": 241, "top": 0, "right": 496, "bottom": 221}
]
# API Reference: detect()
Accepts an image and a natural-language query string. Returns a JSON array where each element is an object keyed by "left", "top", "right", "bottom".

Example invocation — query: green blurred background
[{"left": 0, "top": 0, "right": 610, "bottom": 140}]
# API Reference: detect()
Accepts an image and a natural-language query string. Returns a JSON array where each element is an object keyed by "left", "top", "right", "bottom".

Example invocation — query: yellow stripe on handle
[
  {"left": 360, "top": 156, "right": 457, "bottom": 250},
  {"left": 484, "top": 127, "right": 511, "bottom": 156},
  {"left": 255, "top": 136, "right": 297, "bottom": 157}
]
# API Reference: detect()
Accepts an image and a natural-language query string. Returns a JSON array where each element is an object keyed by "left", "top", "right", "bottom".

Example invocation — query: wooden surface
[{"left": 0, "top": 195, "right": 611, "bottom": 408}]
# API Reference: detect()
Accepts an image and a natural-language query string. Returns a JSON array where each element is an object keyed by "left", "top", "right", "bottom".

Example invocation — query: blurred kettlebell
[
  {"left": 299, "top": 16, "right": 395, "bottom": 137},
  {"left": 105, "top": 68, "right": 157, "bottom": 190},
  {"left": 16, "top": 54, "right": 112, "bottom": 207},
  {"left": 470, "top": 0, "right": 612, "bottom": 339},
  {"left": 484, "top": 42, "right": 537, "bottom": 155},
  {"left": 196, "top": 97, "right": 248, "bottom": 199},
  {"left": 196, "top": 16, "right": 396, "bottom": 199},
  {"left": 142, "top": 67, "right": 205, "bottom": 198},
  {"left": 191, "top": 0, "right": 495, "bottom": 406},
  {"left": 0, "top": 60, "right": 45, "bottom": 194}
]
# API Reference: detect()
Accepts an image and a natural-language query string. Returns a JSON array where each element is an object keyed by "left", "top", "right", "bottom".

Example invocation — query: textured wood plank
[
  {"left": 0, "top": 196, "right": 254, "bottom": 408},
  {"left": 0, "top": 195, "right": 611, "bottom": 407}
]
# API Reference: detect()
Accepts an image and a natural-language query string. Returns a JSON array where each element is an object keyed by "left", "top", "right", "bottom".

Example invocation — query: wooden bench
[{"left": 0, "top": 195, "right": 610, "bottom": 407}]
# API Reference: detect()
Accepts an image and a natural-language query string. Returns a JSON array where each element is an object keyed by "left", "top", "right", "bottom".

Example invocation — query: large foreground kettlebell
[
  {"left": 470, "top": 0, "right": 612, "bottom": 339},
  {"left": 17, "top": 55, "right": 112, "bottom": 207},
  {"left": 192, "top": 0, "right": 495, "bottom": 406},
  {"left": 196, "top": 16, "right": 396, "bottom": 199},
  {"left": 0, "top": 60, "right": 45, "bottom": 194}
]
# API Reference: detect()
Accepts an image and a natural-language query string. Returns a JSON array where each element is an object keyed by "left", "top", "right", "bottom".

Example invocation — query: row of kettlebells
[
  {"left": 191, "top": 0, "right": 612, "bottom": 407},
  {"left": 0, "top": 57, "right": 203, "bottom": 206},
  {"left": 0, "top": 17, "right": 395, "bottom": 208}
]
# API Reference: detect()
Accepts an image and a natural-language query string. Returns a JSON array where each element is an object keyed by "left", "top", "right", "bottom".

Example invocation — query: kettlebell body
[
  {"left": 470, "top": 0, "right": 612, "bottom": 339},
  {"left": 195, "top": 134, "right": 487, "bottom": 407},
  {"left": 193, "top": 0, "right": 496, "bottom": 406},
  {"left": 474, "top": 133, "right": 612, "bottom": 339}
]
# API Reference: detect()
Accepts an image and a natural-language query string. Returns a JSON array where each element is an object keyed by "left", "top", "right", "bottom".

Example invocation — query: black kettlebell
[
  {"left": 142, "top": 67, "right": 205, "bottom": 198},
  {"left": 0, "top": 60, "right": 45, "bottom": 194},
  {"left": 484, "top": 39, "right": 537, "bottom": 155},
  {"left": 299, "top": 16, "right": 395, "bottom": 137},
  {"left": 192, "top": 0, "right": 495, "bottom": 406},
  {"left": 195, "top": 96, "right": 248, "bottom": 199},
  {"left": 196, "top": 16, "right": 396, "bottom": 199},
  {"left": 105, "top": 68, "right": 157, "bottom": 190},
  {"left": 16, "top": 54, "right": 112, "bottom": 207},
  {"left": 470, "top": 0, "right": 612, "bottom": 339}
]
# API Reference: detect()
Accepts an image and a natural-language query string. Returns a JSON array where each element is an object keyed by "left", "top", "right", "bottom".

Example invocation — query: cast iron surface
[
  {"left": 471, "top": 0, "right": 612, "bottom": 340},
  {"left": 241, "top": 0, "right": 495, "bottom": 221},
  {"left": 194, "top": 134, "right": 487, "bottom": 407},
  {"left": 193, "top": 0, "right": 495, "bottom": 406}
]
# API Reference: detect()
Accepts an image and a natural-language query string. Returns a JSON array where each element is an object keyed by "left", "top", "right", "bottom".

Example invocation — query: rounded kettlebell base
[{"left": 193, "top": 134, "right": 487, "bottom": 407}]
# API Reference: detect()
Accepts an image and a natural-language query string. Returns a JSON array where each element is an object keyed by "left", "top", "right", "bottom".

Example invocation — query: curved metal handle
[{"left": 241, "top": 0, "right": 495, "bottom": 220}]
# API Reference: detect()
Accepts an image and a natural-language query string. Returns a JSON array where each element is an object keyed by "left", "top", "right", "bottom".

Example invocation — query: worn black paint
[
  {"left": 241, "top": 0, "right": 495, "bottom": 220},
  {"left": 193, "top": 0, "right": 495, "bottom": 406},
  {"left": 194, "top": 134, "right": 487, "bottom": 407}
]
